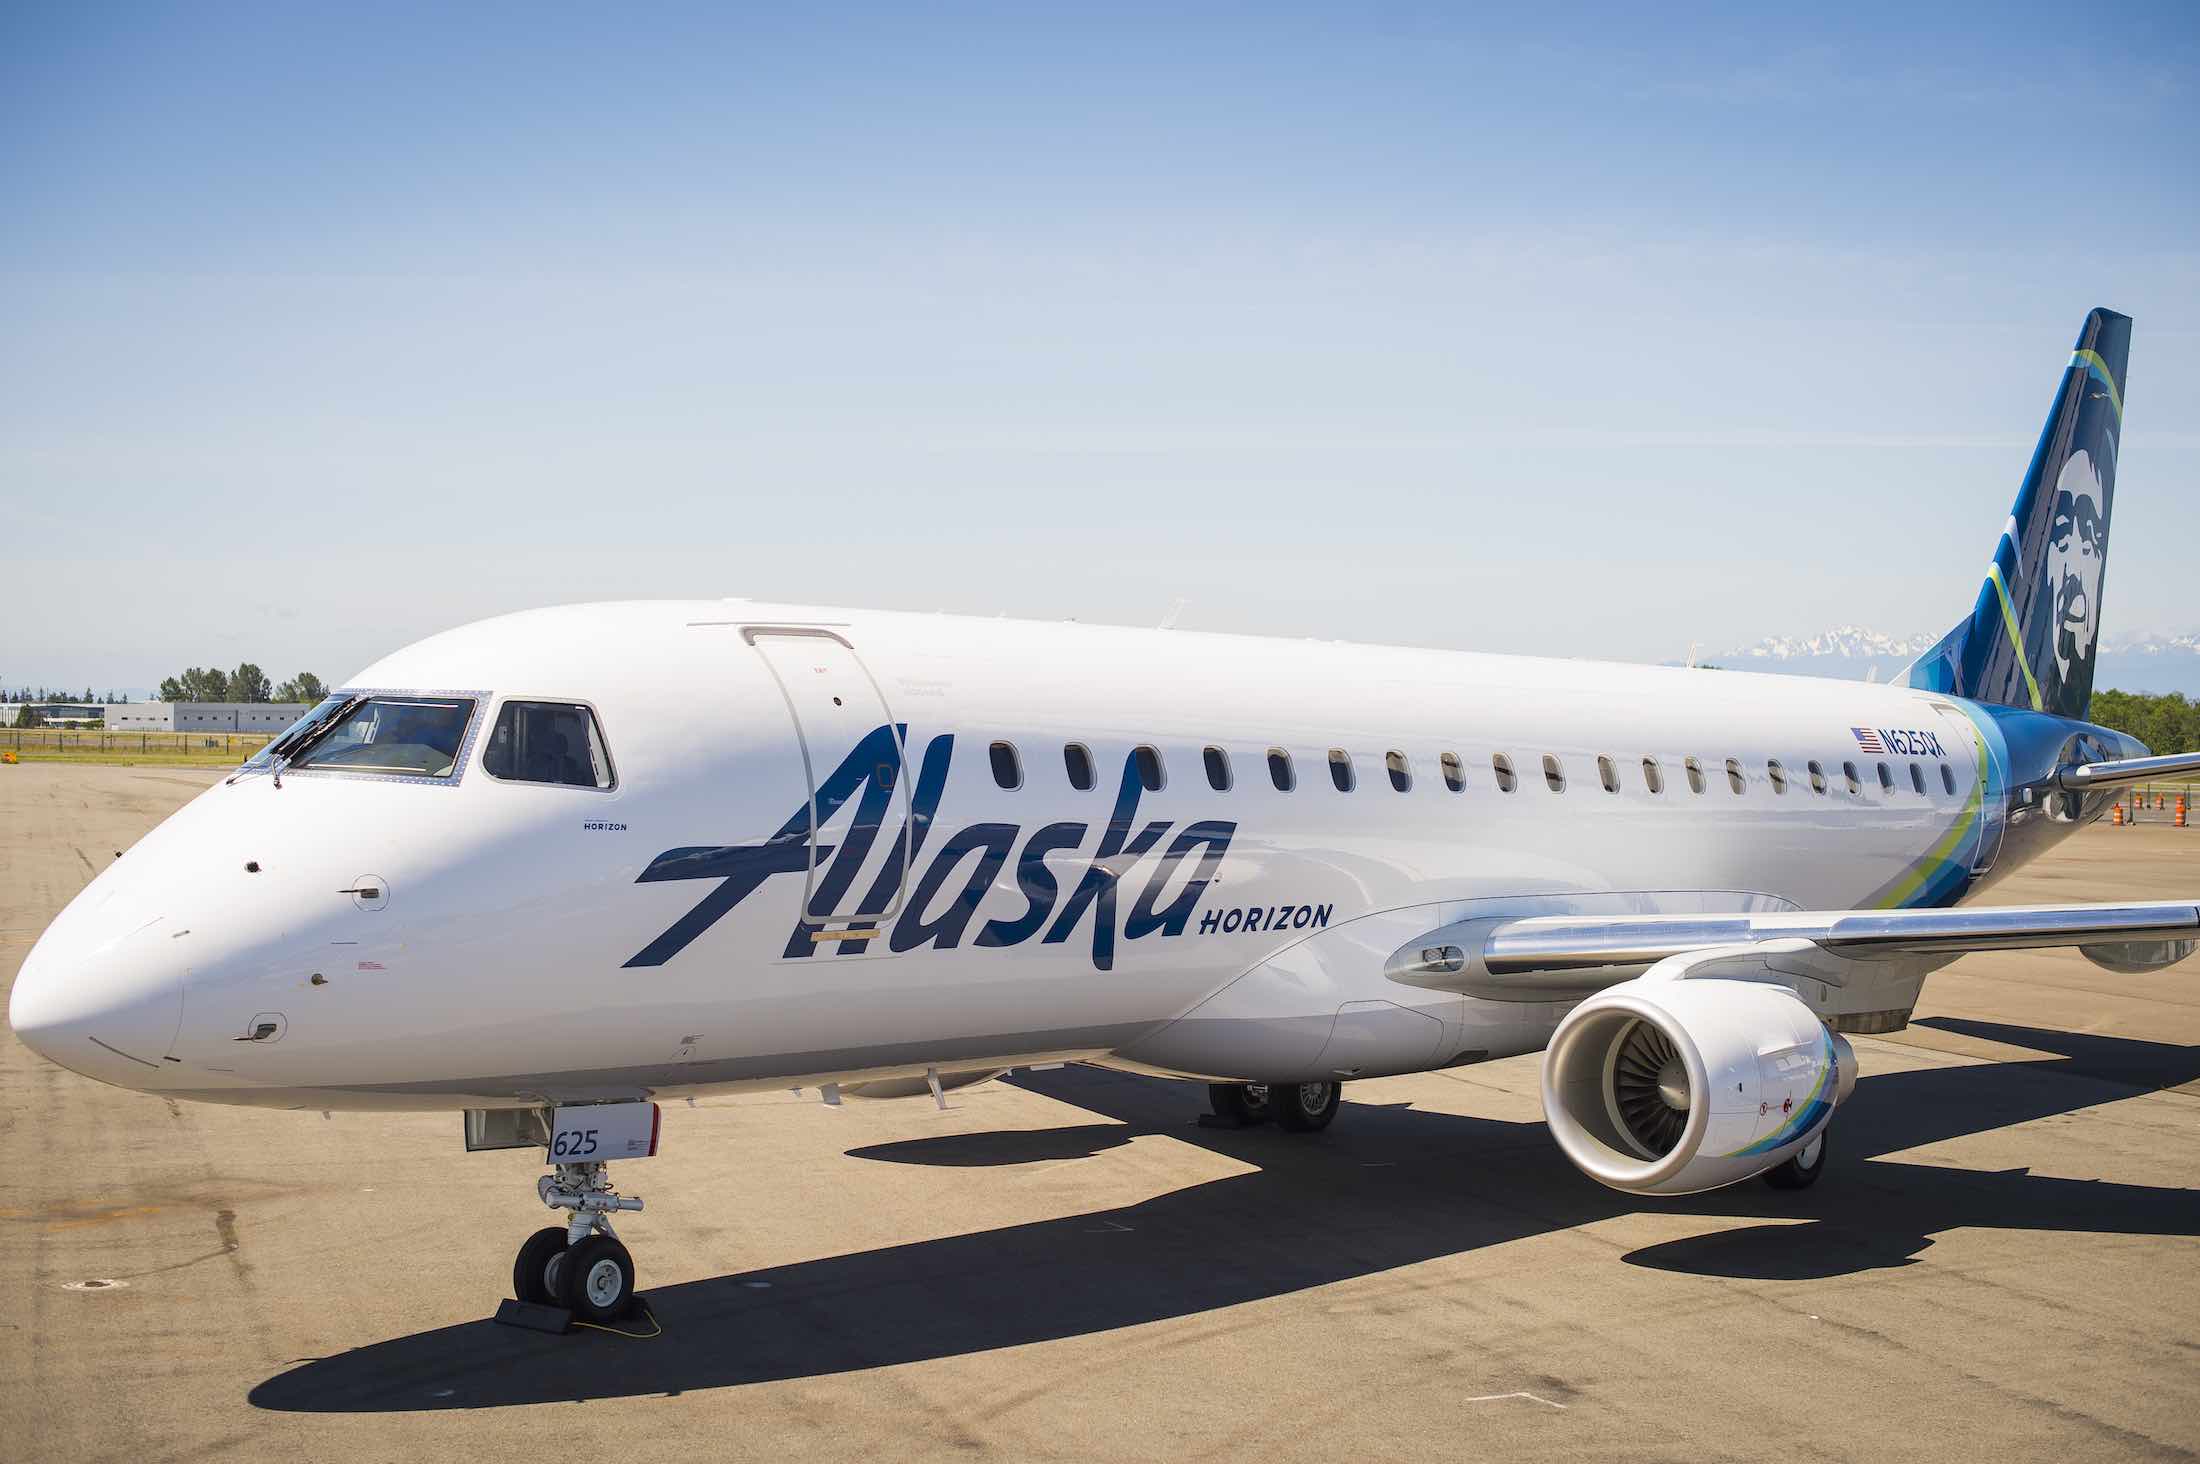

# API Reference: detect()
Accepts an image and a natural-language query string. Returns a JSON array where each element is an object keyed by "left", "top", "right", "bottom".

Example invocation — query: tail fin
[{"left": 1908, "top": 308, "right": 2130, "bottom": 719}]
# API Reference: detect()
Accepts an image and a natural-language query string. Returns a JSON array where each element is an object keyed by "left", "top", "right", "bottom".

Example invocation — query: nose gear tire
[
  {"left": 559, "top": 1233, "right": 637, "bottom": 1322},
  {"left": 512, "top": 1226, "right": 570, "bottom": 1306}
]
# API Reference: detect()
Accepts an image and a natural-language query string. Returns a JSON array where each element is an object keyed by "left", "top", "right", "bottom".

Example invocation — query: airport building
[
  {"left": 0, "top": 702, "right": 105, "bottom": 726},
  {"left": 106, "top": 702, "right": 312, "bottom": 733}
]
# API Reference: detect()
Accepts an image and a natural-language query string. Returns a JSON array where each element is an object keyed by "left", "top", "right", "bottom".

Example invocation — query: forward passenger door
[{"left": 746, "top": 629, "right": 913, "bottom": 926}]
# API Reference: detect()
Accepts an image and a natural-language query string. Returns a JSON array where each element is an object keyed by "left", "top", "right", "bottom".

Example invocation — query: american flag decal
[{"left": 1851, "top": 727, "right": 1886, "bottom": 754}]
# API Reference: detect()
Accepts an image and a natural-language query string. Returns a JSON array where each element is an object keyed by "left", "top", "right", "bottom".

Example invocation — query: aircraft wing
[
  {"left": 1391, "top": 901, "right": 2200, "bottom": 999},
  {"left": 2056, "top": 751, "right": 2200, "bottom": 791}
]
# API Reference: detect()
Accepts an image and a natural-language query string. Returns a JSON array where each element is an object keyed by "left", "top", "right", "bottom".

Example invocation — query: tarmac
[{"left": 2, "top": 762, "right": 2196, "bottom": 1463}]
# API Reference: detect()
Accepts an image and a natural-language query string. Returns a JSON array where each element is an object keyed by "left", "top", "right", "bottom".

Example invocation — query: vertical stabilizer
[{"left": 1908, "top": 309, "right": 2130, "bottom": 719}]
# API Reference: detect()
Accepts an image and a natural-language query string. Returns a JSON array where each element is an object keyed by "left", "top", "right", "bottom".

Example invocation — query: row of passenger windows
[{"left": 986, "top": 741, "right": 1959, "bottom": 800}]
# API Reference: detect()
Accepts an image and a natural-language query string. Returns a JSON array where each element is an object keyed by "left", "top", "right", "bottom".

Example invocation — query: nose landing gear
[{"left": 510, "top": 1161, "right": 642, "bottom": 1323}]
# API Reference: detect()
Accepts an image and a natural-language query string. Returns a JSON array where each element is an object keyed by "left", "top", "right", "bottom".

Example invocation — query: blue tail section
[{"left": 1908, "top": 308, "right": 2130, "bottom": 720}]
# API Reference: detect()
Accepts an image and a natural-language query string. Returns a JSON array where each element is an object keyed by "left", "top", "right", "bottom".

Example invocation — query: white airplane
[{"left": 12, "top": 308, "right": 2197, "bottom": 1327}]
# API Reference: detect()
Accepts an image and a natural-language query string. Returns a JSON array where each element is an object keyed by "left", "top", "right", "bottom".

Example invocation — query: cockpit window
[
  {"left": 236, "top": 695, "right": 353, "bottom": 776},
  {"left": 287, "top": 696, "right": 477, "bottom": 779},
  {"left": 482, "top": 700, "right": 615, "bottom": 789}
]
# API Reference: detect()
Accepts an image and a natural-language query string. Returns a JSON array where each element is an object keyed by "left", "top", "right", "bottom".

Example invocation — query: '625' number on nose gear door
[{"left": 546, "top": 1101, "right": 661, "bottom": 1162}]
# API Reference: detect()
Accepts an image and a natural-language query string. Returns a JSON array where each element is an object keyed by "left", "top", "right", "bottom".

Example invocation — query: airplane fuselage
[{"left": 16, "top": 598, "right": 2136, "bottom": 1111}]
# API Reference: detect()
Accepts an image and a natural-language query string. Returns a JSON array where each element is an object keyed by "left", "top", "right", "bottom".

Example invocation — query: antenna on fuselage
[{"left": 1160, "top": 598, "right": 1187, "bottom": 630}]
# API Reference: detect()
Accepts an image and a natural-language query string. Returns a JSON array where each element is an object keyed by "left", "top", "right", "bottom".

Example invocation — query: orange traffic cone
[
  {"left": 2114, "top": 803, "right": 2126, "bottom": 827},
  {"left": 2178, "top": 796, "right": 2188, "bottom": 829}
]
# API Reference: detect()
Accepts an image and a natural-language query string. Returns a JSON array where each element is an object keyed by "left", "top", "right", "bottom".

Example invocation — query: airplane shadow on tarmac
[{"left": 250, "top": 1019, "right": 2200, "bottom": 1413}]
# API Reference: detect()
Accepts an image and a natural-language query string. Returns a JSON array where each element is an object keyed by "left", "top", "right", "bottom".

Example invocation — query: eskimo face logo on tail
[
  {"left": 2046, "top": 448, "right": 2107, "bottom": 691},
  {"left": 625, "top": 727, "right": 1235, "bottom": 971}
]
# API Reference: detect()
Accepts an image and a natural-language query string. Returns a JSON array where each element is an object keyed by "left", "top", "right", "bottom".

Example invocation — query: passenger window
[
  {"left": 1204, "top": 745, "right": 1232, "bottom": 791},
  {"left": 1685, "top": 757, "right": 1707, "bottom": 794},
  {"left": 1768, "top": 760, "right": 1787, "bottom": 795},
  {"left": 1597, "top": 755, "right": 1619, "bottom": 793},
  {"left": 1910, "top": 763, "right": 1927, "bottom": 795},
  {"left": 1641, "top": 756, "right": 1664, "bottom": 794},
  {"left": 1543, "top": 755, "right": 1566, "bottom": 793},
  {"left": 1064, "top": 743, "right": 1096, "bottom": 791},
  {"left": 1877, "top": 761, "right": 1895, "bottom": 794},
  {"left": 1844, "top": 761, "right": 1862, "bottom": 796},
  {"left": 1808, "top": 759, "right": 1827, "bottom": 795},
  {"left": 1941, "top": 763, "right": 1957, "bottom": 795},
  {"left": 1134, "top": 745, "right": 1165, "bottom": 792},
  {"left": 1268, "top": 748, "right": 1295, "bottom": 791},
  {"left": 1493, "top": 753, "right": 1518, "bottom": 793},
  {"left": 1440, "top": 752, "right": 1465, "bottom": 792},
  {"left": 1386, "top": 750, "right": 1411, "bottom": 792},
  {"left": 989, "top": 741, "right": 1022, "bottom": 790},
  {"left": 480, "top": 700, "right": 609, "bottom": 788},
  {"left": 1725, "top": 758, "right": 1746, "bottom": 795},
  {"left": 1329, "top": 748, "right": 1356, "bottom": 793}
]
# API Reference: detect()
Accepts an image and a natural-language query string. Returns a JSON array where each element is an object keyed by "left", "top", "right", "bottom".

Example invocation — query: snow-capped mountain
[
  {"left": 1681, "top": 628, "right": 2200, "bottom": 695},
  {"left": 1719, "top": 626, "right": 1938, "bottom": 663},
  {"left": 2102, "top": 630, "right": 2200, "bottom": 658}
]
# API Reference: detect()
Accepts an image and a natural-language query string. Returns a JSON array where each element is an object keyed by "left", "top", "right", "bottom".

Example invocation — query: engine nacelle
[
  {"left": 1541, "top": 976, "right": 1857, "bottom": 1196},
  {"left": 2080, "top": 938, "right": 2197, "bottom": 974}
]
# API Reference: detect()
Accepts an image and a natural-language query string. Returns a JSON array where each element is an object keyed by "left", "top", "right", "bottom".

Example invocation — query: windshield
[
  {"left": 236, "top": 695, "right": 353, "bottom": 772},
  {"left": 287, "top": 695, "right": 477, "bottom": 779}
]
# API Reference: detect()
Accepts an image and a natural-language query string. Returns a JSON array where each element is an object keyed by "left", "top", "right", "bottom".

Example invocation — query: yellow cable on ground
[{"left": 570, "top": 1299, "right": 662, "bottom": 1340}]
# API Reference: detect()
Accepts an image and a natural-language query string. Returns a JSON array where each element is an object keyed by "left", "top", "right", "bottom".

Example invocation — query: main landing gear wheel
[
  {"left": 1273, "top": 1080, "right": 1341, "bottom": 1133},
  {"left": 512, "top": 1226, "right": 570, "bottom": 1306},
  {"left": 1763, "top": 1129, "right": 1829, "bottom": 1190},
  {"left": 560, "top": 1234, "right": 637, "bottom": 1323},
  {"left": 1209, "top": 1082, "right": 1272, "bottom": 1125}
]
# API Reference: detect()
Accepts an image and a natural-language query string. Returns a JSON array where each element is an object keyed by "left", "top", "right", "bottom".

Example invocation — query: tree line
[
  {"left": 4, "top": 686, "right": 128, "bottom": 704},
  {"left": 2088, "top": 690, "right": 2200, "bottom": 759},
  {"left": 156, "top": 664, "right": 327, "bottom": 704}
]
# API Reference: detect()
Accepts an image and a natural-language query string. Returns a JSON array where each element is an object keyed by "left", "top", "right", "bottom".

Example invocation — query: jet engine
[{"left": 1540, "top": 976, "right": 1857, "bottom": 1196}]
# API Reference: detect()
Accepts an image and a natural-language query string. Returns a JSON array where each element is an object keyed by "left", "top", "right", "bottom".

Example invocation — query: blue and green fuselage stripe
[
  {"left": 1721, "top": 1024, "right": 1836, "bottom": 1157},
  {"left": 1860, "top": 704, "right": 1989, "bottom": 911}
]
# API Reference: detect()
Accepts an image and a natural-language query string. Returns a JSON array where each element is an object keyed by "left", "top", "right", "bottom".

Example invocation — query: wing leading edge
[
  {"left": 1391, "top": 902, "right": 2200, "bottom": 1002},
  {"left": 2056, "top": 751, "right": 2200, "bottom": 791}
]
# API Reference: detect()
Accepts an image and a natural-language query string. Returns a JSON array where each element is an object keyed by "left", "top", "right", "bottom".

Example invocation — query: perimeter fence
[{"left": 0, "top": 728, "right": 272, "bottom": 759}]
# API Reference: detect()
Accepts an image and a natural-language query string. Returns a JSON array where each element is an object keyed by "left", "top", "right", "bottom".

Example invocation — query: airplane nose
[{"left": 9, "top": 914, "right": 185, "bottom": 1086}]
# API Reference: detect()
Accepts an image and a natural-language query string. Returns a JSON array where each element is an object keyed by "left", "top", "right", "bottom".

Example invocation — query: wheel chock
[{"left": 493, "top": 1298, "right": 574, "bottom": 1334}]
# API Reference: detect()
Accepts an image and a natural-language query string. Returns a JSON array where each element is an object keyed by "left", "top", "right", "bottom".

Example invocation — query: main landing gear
[
  {"left": 1762, "top": 1129, "right": 1829, "bottom": 1191},
  {"left": 1208, "top": 1080, "right": 1341, "bottom": 1131},
  {"left": 511, "top": 1161, "right": 643, "bottom": 1323}
]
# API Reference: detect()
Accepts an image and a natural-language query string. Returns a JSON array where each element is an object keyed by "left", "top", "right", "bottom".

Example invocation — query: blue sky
[{"left": 5, "top": 2, "right": 2196, "bottom": 691}]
